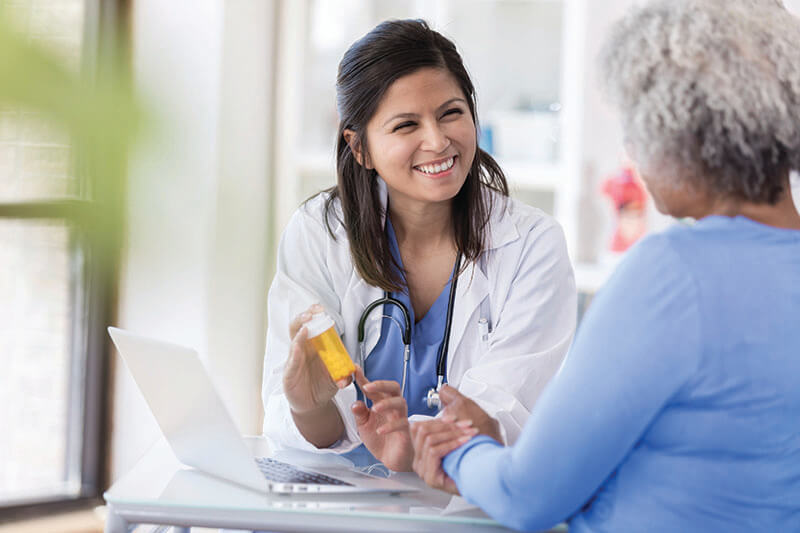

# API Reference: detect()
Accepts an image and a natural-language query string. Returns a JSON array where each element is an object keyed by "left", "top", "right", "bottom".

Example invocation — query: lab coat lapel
[
  {"left": 446, "top": 259, "right": 489, "bottom": 374},
  {"left": 445, "top": 196, "right": 518, "bottom": 375}
]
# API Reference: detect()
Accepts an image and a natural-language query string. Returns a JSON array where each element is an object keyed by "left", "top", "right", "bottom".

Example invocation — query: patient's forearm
[{"left": 291, "top": 400, "right": 345, "bottom": 448}]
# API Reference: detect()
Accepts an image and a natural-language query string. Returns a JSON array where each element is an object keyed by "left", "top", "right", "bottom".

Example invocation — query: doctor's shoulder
[
  {"left": 276, "top": 192, "right": 353, "bottom": 282},
  {"left": 287, "top": 190, "right": 350, "bottom": 244}
]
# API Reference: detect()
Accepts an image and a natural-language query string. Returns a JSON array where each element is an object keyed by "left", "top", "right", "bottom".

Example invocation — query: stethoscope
[{"left": 357, "top": 253, "right": 462, "bottom": 410}]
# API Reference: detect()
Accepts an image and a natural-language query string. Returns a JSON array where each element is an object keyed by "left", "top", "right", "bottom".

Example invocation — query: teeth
[{"left": 416, "top": 157, "right": 454, "bottom": 175}]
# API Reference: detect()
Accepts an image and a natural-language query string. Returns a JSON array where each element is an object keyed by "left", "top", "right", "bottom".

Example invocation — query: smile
[{"left": 413, "top": 156, "right": 456, "bottom": 176}]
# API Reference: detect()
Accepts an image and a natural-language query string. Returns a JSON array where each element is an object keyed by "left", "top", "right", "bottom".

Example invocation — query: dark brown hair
[{"left": 323, "top": 19, "right": 508, "bottom": 291}]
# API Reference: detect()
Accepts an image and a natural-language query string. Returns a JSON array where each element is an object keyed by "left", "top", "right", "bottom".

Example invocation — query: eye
[
  {"left": 441, "top": 108, "right": 464, "bottom": 119},
  {"left": 392, "top": 121, "right": 416, "bottom": 132}
]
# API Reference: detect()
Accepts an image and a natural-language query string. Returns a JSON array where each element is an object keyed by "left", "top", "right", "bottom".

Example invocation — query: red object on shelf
[{"left": 601, "top": 166, "right": 647, "bottom": 252}]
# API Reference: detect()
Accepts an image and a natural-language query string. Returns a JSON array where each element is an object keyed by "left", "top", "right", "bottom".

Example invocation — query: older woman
[{"left": 409, "top": 0, "right": 800, "bottom": 531}]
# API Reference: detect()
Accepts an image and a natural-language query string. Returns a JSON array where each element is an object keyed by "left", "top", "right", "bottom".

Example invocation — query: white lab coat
[{"left": 261, "top": 182, "right": 577, "bottom": 453}]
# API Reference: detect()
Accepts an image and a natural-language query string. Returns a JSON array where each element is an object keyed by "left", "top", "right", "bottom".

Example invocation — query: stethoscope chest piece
[{"left": 424, "top": 387, "right": 441, "bottom": 410}]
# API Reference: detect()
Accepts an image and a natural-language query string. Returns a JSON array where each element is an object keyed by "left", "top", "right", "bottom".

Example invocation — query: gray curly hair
[{"left": 599, "top": 0, "right": 800, "bottom": 204}]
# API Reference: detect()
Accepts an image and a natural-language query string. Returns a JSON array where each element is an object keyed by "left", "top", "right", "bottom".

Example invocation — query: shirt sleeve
[
  {"left": 457, "top": 217, "right": 577, "bottom": 444},
  {"left": 443, "top": 234, "right": 702, "bottom": 532},
  {"left": 260, "top": 206, "right": 361, "bottom": 453}
]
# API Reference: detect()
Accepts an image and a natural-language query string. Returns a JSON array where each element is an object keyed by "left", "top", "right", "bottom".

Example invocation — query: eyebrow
[{"left": 381, "top": 98, "right": 468, "bottom": 127}]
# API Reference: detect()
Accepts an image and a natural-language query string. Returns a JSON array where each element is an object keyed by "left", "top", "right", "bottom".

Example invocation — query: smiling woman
[
  {"left": 261, "top": 19, "right": 577, "bottom": 472},
  {"left": 330, "top": 20, "right": 507, "bottom": 294},
  {"left": 347, "top": 68, "right": 476, "bottom": 215}
]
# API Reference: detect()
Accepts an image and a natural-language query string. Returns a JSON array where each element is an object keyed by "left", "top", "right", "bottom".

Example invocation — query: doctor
[{"left": 261, "top": 19, "right": 576, "bottom": 472}]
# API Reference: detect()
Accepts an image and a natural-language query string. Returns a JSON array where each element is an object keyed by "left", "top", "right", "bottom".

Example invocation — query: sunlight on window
[
  {"left": 0, "top": 0, "right": 85, "bottom": 202},
  {"left": 0, "top": 220, "right": 79, "bottom": 503},
  {"left": 0, "top": 0, "right": 86, "bottom": 505}
]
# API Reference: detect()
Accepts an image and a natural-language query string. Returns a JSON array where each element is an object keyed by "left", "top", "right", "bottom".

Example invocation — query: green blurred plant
[{"left": 0, "top": 9, "right": 144, "bottom": 256}]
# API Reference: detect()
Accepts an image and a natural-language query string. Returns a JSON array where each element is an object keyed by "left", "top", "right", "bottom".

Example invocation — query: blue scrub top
[
  {"left": 344, "top": 218, "right": 454, "bottom": 471},
  {"left": 365, "top": 217, "right": 453, "bottom": 417}
]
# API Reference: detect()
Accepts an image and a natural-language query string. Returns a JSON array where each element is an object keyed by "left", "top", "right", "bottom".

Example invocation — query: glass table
[{"left": 104, "top": 437, "right": 557, "bottom": 532}]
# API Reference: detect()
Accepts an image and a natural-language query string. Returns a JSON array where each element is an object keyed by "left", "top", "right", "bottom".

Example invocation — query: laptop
[{"left": 108, "top": 327, "right": 418, "bottom": 495}]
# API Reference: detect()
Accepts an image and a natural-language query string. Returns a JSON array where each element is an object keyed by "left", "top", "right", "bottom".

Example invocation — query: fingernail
[
  {"left": 441, "top": 414, "right": 455, "bottom": 423},
  {"left": 458, "top": 435, "right": 472, "bottom": 444},
  {"left": 456, "top": 419, "right": 473, "bottom": 428},
  {"left": 301, "top": 312, "right": 311, "bottom": 320},
  {"left": 466, "top": 427, "right": 479, "bottom": 435},
  {"left": 311, "top": 303, "right": 323, "bottom": 312}
]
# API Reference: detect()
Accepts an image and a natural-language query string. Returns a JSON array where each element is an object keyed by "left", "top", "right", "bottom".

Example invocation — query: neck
[
  {"left": 703, "top": 175, "right": 800, "bottom": 230},
  {"left": 388, "top": 196, "right": 454, "bottom": 251}
]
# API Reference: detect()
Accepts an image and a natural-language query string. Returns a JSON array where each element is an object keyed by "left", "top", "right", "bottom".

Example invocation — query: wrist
[
  {"left": 290, "top": 398, "right": 336, "bottom": 418},
  {"left": 482, "top": 416, "right": 503, "bottom": 444},
  {"left": 290, "top": 400, "right": 345, "bottom": 449}
]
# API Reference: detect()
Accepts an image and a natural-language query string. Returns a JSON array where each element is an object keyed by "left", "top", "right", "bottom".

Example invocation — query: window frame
[{"left": 0, "top": 0, "right": 128, "bottom": 519}]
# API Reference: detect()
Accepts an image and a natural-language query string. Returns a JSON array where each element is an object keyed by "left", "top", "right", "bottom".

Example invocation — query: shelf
[{"left": 500, "top": 159, "right": 564, "bottom": 191}]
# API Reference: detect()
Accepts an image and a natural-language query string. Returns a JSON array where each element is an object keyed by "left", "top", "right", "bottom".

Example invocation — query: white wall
[
  {"left": 111, "top": 0, "right": 276, "bottom": 482},
  {"left": 572, "top": 0, "right": 638, "bottom": 263}
]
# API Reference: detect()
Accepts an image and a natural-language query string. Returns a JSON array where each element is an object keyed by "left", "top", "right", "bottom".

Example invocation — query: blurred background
[{"left": 1, "top": 0, "right": 799, "bottom": 528}]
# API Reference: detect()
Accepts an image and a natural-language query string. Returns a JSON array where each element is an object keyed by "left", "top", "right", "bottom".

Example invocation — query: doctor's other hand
[
  {"left": 410, "top": 417, "right": 477, "bottom": 494},
  {"left": 284, "top": 305, "right": 352, "bottom": 415},
  {"left": 439, "top": 385, "right": 503, "bottom": 444},
  {"left": 351, "top": 366, "right": 414, "bottom": 472}
]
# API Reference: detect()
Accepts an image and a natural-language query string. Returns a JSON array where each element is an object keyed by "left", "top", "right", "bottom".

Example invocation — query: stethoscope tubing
[{"left": 356, "top": 253, "right": 462, "bottom": 409}]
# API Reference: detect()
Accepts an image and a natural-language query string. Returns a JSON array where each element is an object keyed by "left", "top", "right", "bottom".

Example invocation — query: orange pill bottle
[{"left": 305, "top": 312, "right": 355, "bottom": 381}]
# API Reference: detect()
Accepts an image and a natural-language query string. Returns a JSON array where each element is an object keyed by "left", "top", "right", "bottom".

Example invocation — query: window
[{"left": 0, "top": 0, "right": 124, "bottom": 515}]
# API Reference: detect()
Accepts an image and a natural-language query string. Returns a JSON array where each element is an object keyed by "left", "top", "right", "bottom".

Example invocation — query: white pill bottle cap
[{"left": 305, "top": 311, "right": 335, "bottom": 339}]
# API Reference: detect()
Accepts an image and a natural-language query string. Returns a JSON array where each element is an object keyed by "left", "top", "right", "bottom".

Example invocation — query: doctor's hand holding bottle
[
  {"left": 283, "top": 304, "right": 353, "bottom": 448},
  {"left": 286, "top": 305, "right": 426, "bottom": 471}
]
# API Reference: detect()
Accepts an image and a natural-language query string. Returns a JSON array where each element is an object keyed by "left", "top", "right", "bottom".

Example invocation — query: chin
[
  {"left": 423, "top": 190, "right": 460, "bottom": 205},
  {"left": 422, "top": 178, "right": 466, "bottom": 201}
]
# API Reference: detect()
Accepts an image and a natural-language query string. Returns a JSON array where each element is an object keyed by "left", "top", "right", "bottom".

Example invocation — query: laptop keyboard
[{"left": 254, "top": 457, "right": 354, "bottom": 486}]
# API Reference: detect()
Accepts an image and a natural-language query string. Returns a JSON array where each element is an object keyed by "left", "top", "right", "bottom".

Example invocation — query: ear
[{"left": 343, "top": 129, "right": 373, "bottom": 169}]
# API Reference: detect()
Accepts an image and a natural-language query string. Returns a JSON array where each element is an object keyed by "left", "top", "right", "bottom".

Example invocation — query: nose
[{"left": 420, "top": 121, "right": 450, "bottom": 153}]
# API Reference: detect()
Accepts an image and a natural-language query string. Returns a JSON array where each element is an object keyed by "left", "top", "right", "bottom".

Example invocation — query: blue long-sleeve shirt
[{"left": 444, "top": 215, "right": 800, "bottom": 532}]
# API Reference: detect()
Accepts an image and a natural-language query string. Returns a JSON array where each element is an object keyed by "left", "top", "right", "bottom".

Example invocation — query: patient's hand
[
  {"left": 439, "top": 385, "right": 503, "bottom": 444},
  {"left": 351, "top": 366, "right": 414, "bottom": 472},
  {"left": 411, "top": 416, "right": 477, "bottom": 494}
]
